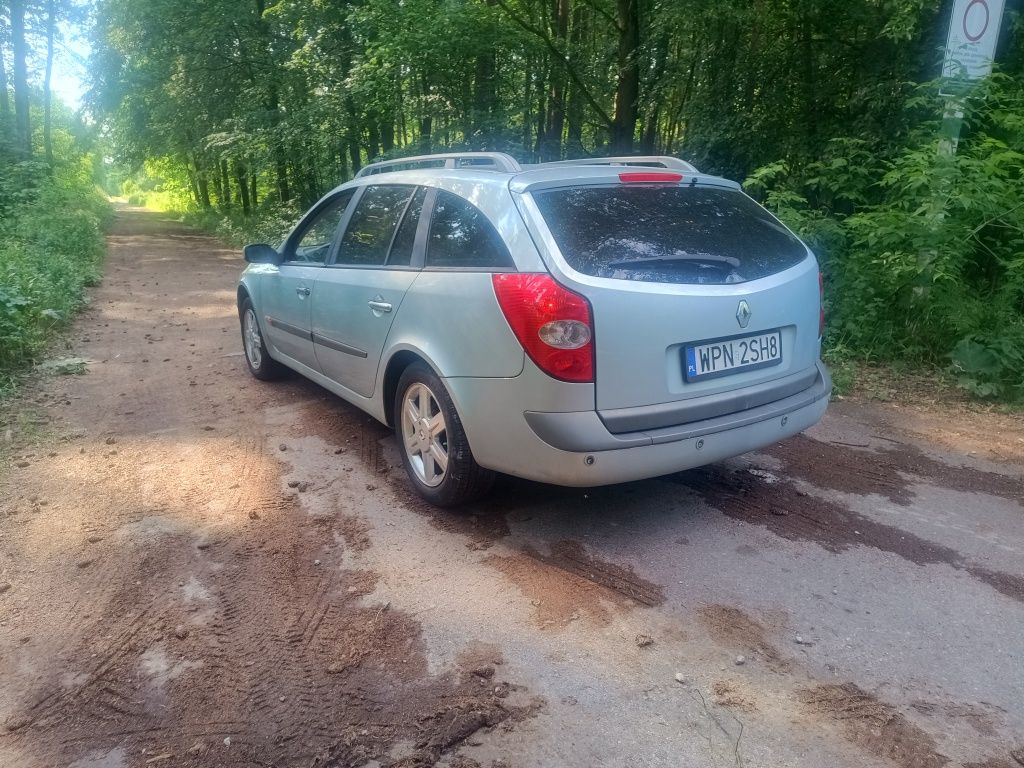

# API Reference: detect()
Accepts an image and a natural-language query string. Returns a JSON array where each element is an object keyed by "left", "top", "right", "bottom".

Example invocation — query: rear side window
[
  {"left": 532, "top": 186, "right": 808, "bottom": 284},
  {"left": 337, "top": 185, "right": 415, "bottom": 266},
  {"left": 426, "top": 190, "right": 513, "bottom": 269}
]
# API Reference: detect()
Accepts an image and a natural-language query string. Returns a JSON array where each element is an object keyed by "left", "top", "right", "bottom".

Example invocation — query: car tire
[
  {"left": 240, "top": 296, "right": 286, "bottom": 381},
  {"left": 394, "top": 362, "right": 495, "bottom": 507}
]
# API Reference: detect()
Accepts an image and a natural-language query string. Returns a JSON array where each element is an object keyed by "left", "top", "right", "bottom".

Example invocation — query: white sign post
[
  {"left": 939, "top": 0, "right": 1005, "bottom": 154},
  {"left": 942, "top": 0, "right": 1005, "bottom": 88}
]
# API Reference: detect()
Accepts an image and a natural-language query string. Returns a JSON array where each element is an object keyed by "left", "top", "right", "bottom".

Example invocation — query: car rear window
[{"left": 532, "top": 185, "right": 808, "bottom": 284}]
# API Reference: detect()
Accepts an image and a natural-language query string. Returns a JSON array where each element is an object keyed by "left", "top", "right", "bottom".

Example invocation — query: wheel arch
[
  {"left": 236, "top": 284, "right": 251, "bottom": 317},
  {"left": 381, "top": 349, "right": 440, "bottom": 428}
]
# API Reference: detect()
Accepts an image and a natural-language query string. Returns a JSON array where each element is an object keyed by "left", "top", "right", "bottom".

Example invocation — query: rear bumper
[{"left": 445, "top": 361, "right": 831, "bottom": 487}]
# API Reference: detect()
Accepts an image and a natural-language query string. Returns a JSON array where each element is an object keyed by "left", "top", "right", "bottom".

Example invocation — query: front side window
[
  {"left": 426, "top": 191, "right": 513, "bottom": 269},
  {"left": 336, "top": 185, "right": 416, "bottom": 267},
  {"left": 290, "top": 190, "right": 354, "bottom": 264}
]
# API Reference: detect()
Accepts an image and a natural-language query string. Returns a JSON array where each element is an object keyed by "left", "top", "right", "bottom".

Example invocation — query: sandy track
[{"left": 1, "top": 209, "right": 1022, "bottom": 768}]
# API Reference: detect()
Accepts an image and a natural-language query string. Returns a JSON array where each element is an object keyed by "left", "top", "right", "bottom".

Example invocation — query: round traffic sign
[{"left": 963, "top": 0, "right": 989, "bottom": 43}]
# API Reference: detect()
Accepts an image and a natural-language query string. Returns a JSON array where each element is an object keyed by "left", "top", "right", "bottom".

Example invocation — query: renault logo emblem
[{"left": 736, "top": 300, "right": 752, "bottom": 328}]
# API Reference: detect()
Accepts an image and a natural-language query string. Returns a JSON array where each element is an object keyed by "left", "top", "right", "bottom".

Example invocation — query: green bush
[
  {"left": 0, "top": 158, "right": 112, "bottom": 388},
  {"left": 182, "top": 203, "right": 300, "bottom": 248},
  {"left": 746, "top": 76, "right": 1024, "bottom": 402}
]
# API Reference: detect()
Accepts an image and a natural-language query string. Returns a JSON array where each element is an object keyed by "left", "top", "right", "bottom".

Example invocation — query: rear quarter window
[
  {"left": 426, "top": 190, "right": 513, "bottom": 269},
  {"left": 532, "top": 185, "right": 808, "bottom": 284}
]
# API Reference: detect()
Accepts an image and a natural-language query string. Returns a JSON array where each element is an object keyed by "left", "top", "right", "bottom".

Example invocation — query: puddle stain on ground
[
  {"left": 675, "top": 462, "right": 1024, "bottom": 603},
  {"left": 767, "top": 434, "right": 1024, "bottom": 506},
  {"left": 802, "top": 683, "right": 949, "bottom": 768}
]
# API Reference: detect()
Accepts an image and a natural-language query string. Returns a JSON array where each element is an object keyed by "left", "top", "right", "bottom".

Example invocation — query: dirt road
[{"left": 2, "top": 208, "right": 1023, "bottom": 768}]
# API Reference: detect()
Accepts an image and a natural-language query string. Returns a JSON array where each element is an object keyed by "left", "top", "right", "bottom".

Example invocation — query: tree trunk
[
  {"left": 235, "top": 160, "right": 251, "bottom": 216},
  {"left": 210, "top": 162, "right": 223, "bottom": 206},
  {"left": 521, "top": 65, "right": 532, "bottom": 152},
  {"left": 540, "top": 0, "right": 570, "bottom": 161},
  {"left": 380, "top": 117, "right": 395, "bottom": 154},
  {"left": 565, "top": 4, "right": 585, "bottom": 158},
  {"left": 43, "top": 0, "right": 57, "bottom": 166},
  {"left": 184, "top": 159, "right": 201, "bottom": 208},
  {"left": 250, "top": 172, "right": 258, "bottom": 208},
  {"left": 10, "top": 0, "right": 32, "bottom": 156},
  {"left": 220, "top": 159, "right": 231, "bottom": 208},
  {"left": 366, "top": 118, "right": 380, "bottom": 161},
  {"left": 0, "top": 35, "right": 10, "bottom": 118},
  {"left": 255, "top": 0, "right": 291, "bottom": 202},
  {"left": 472, "top": 5, "right": 497, "bottom": 139},
  {"left": 348, "top": 134, "right": 362, "bottom": 175},
  {"left": 533, "top": 65, "right": 547, "bottom": 158},
  {"left": 194, "top": 156, "right": 212, "bottom": 209},
  {"left": 610, "top": 0, "right": 640, "bottom": 154},
  {"left": 418, "top": 73, "right": 432, "bottom": 153},
  {"left": 274, "top": 152, "right": 290, "bottom": 203}
]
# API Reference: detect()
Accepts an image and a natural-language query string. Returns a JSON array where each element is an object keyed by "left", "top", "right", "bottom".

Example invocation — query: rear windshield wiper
[{"left": 606, "top": 254, "right": 741, "bottom": 269}]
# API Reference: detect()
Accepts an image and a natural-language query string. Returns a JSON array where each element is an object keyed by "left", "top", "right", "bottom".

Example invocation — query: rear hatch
[{"left": 512, "top": 168, "right": 821, "bottom": 430}]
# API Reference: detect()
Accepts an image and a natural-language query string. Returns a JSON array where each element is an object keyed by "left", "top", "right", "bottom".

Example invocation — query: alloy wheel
[
  {"left": 401, "top": 382, "right": 449, "bottom": 487},
  {"left": 243, "top": 308, "right": 262, "bottom": 369}
]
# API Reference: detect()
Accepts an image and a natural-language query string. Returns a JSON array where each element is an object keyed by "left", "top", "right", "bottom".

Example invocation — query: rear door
[
  {"left": 312, "top": 185, "right": 426, "bottom": 397},
  {"left": 262, "top": 190, "right": 354, "bottom": 370},
  {"left": 519, "top": 174, "right": 820, "bottom": 415}
]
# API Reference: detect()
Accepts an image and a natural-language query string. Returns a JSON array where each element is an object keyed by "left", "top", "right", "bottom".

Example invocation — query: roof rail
[
  {"left": 355, "top": 152, "right": 522, "bottom": 178},
  {"left": 540, "top": 156, "right": 698, "bottom": 173}
]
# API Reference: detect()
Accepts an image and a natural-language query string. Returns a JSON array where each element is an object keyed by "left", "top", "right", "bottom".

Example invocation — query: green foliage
[
  {"left": 0, "top": 155, "right": 111, "bottom": 388},
  {"left": 748, "top": 75, "right": 1024, "bottom": 402},
  {"left": 182, "top": 203, "right": 301, "bottom": 249}
]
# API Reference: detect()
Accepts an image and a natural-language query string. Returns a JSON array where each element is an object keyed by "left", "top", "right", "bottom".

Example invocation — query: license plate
[{"left": 684, "top": 330, "right": 782, "bottom": 382}]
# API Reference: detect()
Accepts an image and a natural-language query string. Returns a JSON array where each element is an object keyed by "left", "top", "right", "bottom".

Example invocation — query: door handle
[
  {"left": 295, "top": 286, "right": 311, "bottom": 297},
  {"left": 367, "top": 300, "right": 393, "bottom": 313}
]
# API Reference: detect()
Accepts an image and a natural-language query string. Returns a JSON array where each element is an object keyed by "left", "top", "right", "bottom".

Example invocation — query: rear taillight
[
  {"left": 818, "top": 271, "right": 825, "bottom": 337},
  {"left": 492, "top": 274, "right": 594, "bottom": 383}
]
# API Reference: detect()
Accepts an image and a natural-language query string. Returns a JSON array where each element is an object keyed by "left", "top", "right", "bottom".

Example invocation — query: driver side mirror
[{"left": 244, "top": 243, "right": 283, "bottom": 265}]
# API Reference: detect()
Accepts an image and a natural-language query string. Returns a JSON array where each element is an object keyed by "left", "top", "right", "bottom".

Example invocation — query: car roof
[{"left": 324, "top": 153, "right": 739, "bottom": 198}]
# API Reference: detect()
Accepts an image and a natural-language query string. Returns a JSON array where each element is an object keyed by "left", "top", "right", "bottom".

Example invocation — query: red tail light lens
[
  {"left": 818, "top": 271, "right": 825, "bottom": 337},
  {"left": 492, "top": 274, "right": 594, "bottom": 383}
]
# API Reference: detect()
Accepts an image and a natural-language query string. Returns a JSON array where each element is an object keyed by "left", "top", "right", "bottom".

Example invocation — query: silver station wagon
[{"left": 237, "top": 153, "right": 830, "bottom": 506}]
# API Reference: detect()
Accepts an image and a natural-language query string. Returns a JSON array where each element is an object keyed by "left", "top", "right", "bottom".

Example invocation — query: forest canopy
[{"left": 89, "top": 0, "right": 995, "bottom": 209}]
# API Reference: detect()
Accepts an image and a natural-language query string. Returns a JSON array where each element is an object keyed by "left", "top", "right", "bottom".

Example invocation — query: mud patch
[
  {"left": 712, "top": 679, "right": 758, "bottom": 713},
  {"left": 6, "top": 509, "right": 536, "bottom": 767},
  {"left": 676, "top": 464, "right": 1024, "bottom": 603},
  {"left": 698, "top": 605, "right": 790, "bottom": 672},
  {"left": 336, "top": 511, "right": 373, "bottom": 552},
  {"left": 457, "top": 641, "right": 505, "bottom": 676},
  {"left": 802, "top": 683, "right": 948, "bottom": 768},
  {"left": 963, "top": 757, "right": 1023, "bottom": 768},
  {"left": 526, "top": 540, "right": 665, "bottom": 607},
  {"left": 486, "top": 551, "right": 631, "bottom": 628},
  {"left": 768, "top": 434, "right": 1023, "bottom": 506},
  {"left": 910, "top": 700, "right": 1000, "bottom": 737}
]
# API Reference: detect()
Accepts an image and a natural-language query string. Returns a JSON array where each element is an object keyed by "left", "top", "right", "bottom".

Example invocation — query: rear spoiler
[{"left": 508, "top": 166, "right": 741, "bottom": 194}]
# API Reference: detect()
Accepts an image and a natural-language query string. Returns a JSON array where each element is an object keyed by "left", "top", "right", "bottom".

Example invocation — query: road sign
[{"left": 941, "top": 0, "right": 1005, "bottom": 89}]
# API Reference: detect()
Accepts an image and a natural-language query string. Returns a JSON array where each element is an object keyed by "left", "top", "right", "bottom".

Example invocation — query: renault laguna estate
[{"left": 237, "top": 153, "right": 830, "bottom": 506}]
